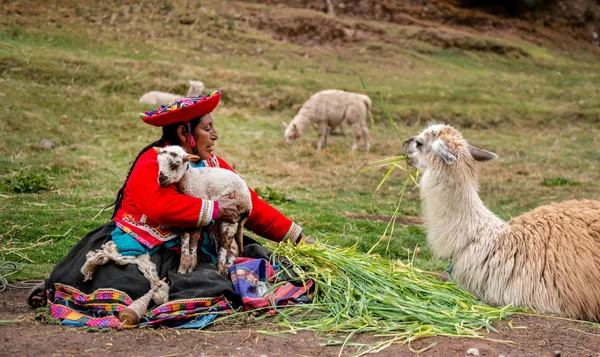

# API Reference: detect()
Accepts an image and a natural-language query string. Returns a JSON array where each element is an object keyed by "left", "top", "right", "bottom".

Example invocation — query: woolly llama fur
[
  {"left": 138, "top": 80, "right": 205, "bottom": 105},
  {"left": 155, "top": 145, "right": 252, "bottom": 277},
  {"left": 404, "top": 123, "right": 600, "bottom": 321},
  {"left": 283, "top": 89, "right": 372, "bottom": 152}
]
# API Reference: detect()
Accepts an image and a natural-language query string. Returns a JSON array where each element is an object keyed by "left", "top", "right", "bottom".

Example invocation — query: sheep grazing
[
  {"left": 139, "top": 91, "right": 183, "bottom": 106},
  {"left": 283, "top": 89, "right": 372, "bottom": 152},
  {"left": 186, "top": 80, "right": 205, "bottom": 97},
  {"left": 139, "top": 80, "right": 205, "bottom": 106},
  {"left": 154, "top": 145, "right": 252, "bottom": 277},
  {"left": 403, "top": 124, "right": 600, "bottom": 321}
]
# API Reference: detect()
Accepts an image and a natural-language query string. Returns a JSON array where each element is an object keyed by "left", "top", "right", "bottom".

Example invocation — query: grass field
[{"left": 1, "top": 0, "right": 599, "bottom": 281}]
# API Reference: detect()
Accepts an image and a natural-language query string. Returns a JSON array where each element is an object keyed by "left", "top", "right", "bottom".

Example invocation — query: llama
[
  {"left": 138, "top": 91, "right": 183, "bottom": 106},
  {"left": 138, "top": 80, "right": 205, "bottom": 105},
  {"left": 403, "top": 123, "right": 600, "bottom": 321},
  {"left": 186, "top": 80, "right": 205, "bottom": 97},
  {"left": 154, "top": 145, "right": 252, "bottom": 277},
  {"left": 283, "top": 89, "right": 372, "bottom": 152}
]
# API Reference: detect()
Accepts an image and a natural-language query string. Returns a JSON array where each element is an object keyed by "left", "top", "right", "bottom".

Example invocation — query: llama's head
[
  {"left": 154, "top": 145, "right": 200, "bottom": 186},
  {"left": 403, "top": 124, "right": 497, "bottom": 175}
]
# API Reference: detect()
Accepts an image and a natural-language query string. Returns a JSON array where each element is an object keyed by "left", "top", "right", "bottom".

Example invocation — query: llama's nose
[{"left": 402, "top": 137, "right": 415, "bottom": 154}]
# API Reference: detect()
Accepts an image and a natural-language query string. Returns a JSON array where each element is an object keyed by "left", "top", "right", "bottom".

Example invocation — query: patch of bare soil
[
  {"left": 247, "top": 0, "right": 600, "bottom": 54},
  {"left": 3, "top": 287, "right": 600, "bottom": 357}
]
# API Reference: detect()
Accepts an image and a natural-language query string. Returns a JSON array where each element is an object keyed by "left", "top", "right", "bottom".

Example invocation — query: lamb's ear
[
  {"left": 468, "top": 144, "right": 497, "bottom": 162},
  {"left": 432, "top": 140, "right": 456, "bottom": 165},
  {"left": 281, "top": 121, "right": 288, "bottom": 128},
  {"left": 183, "top": 154, "right": 201, "bottom": 163},
  {"left": 153, "top": 147, "right": 161, "bottom": 154}
]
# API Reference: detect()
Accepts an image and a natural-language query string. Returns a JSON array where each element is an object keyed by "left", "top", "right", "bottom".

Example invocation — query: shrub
[
  {"left": 541, "top": 176, "right": 580, "bottom": 187},
  {"left": 2, "top": 169, "right": 52, "bottom": 193}
]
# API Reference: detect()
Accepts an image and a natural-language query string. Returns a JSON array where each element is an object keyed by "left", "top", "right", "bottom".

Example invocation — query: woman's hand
[
  {"left": 217, "top": 195, "right": 239, "bottom": 223},
  {"left": 295, "top": 232, "right": 315, "bottom": 245}
]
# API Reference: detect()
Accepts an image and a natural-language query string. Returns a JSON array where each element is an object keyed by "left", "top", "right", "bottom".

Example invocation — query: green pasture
[{"left": 1, "top": 0, "right": 599, "bottom": 282}]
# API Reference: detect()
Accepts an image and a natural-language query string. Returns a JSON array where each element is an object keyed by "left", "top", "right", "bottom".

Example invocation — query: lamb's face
[
  {"left": 155, "top": 146, "right": 197, "bottom": 187},
  {"left": 284, "top": 124, "right": 299, "bottom": 144}
]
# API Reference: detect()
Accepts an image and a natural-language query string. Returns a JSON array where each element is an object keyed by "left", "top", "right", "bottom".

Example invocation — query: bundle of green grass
[{"left": 270, "top": 241, "right": 515, "bottom": 352}]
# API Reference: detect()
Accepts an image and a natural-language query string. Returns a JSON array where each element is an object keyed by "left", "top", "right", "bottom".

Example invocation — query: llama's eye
[{"left": 169, "top": 163, "right": 178, "bottom": 170}]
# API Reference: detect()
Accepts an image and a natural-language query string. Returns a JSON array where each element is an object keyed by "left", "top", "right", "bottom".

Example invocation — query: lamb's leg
[
  {"left": 227, "top": 240, "right": 238, "bottom": 270},
  {"left": 235, "top": 216, "right": 248, "bottom": 257},
  {"left": 363, "top": 123, "right": 371, "bottom": 152},
  {"left": 316, "top": 121, "right": 329, "bottom": 150},
  {"left": 186, "top": 228, "right": 202, "bottom": 272},
  {"left": 178, "top": 231, "right": 193, "bottom": 274},
  {"left": 216, "top": 222, "right": 236, "bottom": 278},
  {"left": 339, "top": 121, "right": 347, "bottom": 136},
  {"left": 350, "top": 121, "right": 363, "bottom": 152}
]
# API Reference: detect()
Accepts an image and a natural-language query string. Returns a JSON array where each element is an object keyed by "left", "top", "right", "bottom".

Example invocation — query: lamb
[
  {"left": 403, "top": 123, "right": 600, "bottom": 321},
  {"left": 186, "top": 80, "right": 205, "bottom": 97},
  {"left": 283, "top": 89, "right": 372, "bottom": 152},
  {"left": 139, "top": 80, "right": 205, "bottom": 105},
  {"left": 138, "top": 91, "right": 183, "bottom": 106},
  {"left": 154, "top": 145, "right": 252, "bottom": 277}
]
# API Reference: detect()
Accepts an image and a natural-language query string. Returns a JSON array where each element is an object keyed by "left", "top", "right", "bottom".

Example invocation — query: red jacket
[{"left": 113, "top": 147, "right": 302, "bottom": 249}]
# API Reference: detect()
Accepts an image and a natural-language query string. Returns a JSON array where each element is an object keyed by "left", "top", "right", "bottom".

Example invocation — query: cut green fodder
[{"left": 271, "top": 242, "right": 516, "bottom": 354}]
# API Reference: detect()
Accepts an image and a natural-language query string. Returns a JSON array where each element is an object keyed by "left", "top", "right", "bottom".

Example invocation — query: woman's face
[{"left": 192, "top": 114, "right": 219, "bottom": 160}]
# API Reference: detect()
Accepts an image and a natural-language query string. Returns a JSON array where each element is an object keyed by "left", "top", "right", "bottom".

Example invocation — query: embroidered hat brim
[{"left": 140, "top": 90, "right": 222, "bottom": 127}]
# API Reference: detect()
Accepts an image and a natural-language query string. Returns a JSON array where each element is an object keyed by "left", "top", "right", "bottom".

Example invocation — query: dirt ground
[{"left": 2, "top": 287, "right": 600, "bottom": 357}]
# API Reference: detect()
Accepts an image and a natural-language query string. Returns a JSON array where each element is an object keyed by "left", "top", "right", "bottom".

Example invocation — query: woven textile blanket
[{"left": 49, "top": 257, "right": 312, "bottom": 329}]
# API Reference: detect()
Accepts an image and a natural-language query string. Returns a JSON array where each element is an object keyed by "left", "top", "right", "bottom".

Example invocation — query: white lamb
[
  {"left": 154, "top": 145, "right": 252, "bottom": 277},
  {"left": 139, "top": 91, "right": 182, "bottom": 106},
  {"left": 403, "top": 123, "right": 600, "bottom": 321},
  {"left": 139, "top": 80, "right": 205, "bottom": 105},
  {"left": 186, "top": 80, "right": 205, "bottom": 97},
  {"left": 283, "top": 89, "right": 372, "bottom": 152}
]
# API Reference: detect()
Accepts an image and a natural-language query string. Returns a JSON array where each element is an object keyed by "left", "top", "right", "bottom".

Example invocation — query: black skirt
[{"left": 46, "top": 221, "right": 281, "bottom": 308}]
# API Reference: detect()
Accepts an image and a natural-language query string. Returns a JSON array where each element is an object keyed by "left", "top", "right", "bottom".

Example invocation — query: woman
[{"left": 31, "top": 90, "right": 311, "bottom": 327}]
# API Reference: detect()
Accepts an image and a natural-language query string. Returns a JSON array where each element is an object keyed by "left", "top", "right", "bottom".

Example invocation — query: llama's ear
[
  {"left": 468, "top": 144, "right": 497, "bottom": 162},
  {"left": 281, "top": 121, "right": 288, "bottom": 128},
  {"left": 184, "top": 154, "right": 201, "bottom": 163},
  {"left": 153, "top": 147, "right": 161, "bottom": 154},
  {"left": 432, "top": 140, "right": 456, "bottom": 165}
]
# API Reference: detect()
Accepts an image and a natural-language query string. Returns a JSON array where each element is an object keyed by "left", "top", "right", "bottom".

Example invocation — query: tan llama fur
[{"left": 404, "top": 123, "right": 600, "bottom": 321}]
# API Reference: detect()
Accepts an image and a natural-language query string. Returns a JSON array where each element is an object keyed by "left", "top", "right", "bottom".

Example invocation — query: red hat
[{"left": 140, "top": 90, "right": 222, "bottom": 127}]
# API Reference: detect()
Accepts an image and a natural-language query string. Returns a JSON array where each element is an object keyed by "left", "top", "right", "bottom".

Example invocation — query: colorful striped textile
[
  {"left": 231, "top": 257, "right": 313, "bottom": 314},
  {"left": 48, "top": 258, "right": 312, "bottom": 329}
]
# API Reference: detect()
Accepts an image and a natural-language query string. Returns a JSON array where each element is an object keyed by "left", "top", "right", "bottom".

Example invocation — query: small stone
[
  {"left": 466, "top": 348, "right": 480, "bottom": 356},
  {"left": 256, "top": 47, "right": 263, "bottom": 54},
  {"left": 39, "top": 139, "right": 55, "bottom": 149},
  {"left": 105, "top": 343, "right": 113, "bottom": 347},
  {"left": 60, "top": 114, "right": 68, "bottom": 120},
  {"left": 553, "top": 351, "right": 561, "bottom": 357},
  {"left": 499, "top": 355, "right": 506, "bottom": 357}
]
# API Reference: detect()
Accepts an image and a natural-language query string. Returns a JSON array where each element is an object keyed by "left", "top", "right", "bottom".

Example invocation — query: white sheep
[
  {"left": 403, "top": 124, "right": 600, "bottom": 321},
  {"left": 283, "top": 89, "right": 372, "bottom": 152},
  {"left": 154, "top": 145, "right": 252, "bottom": 277},
  {"left": 186, "top": 80, "right": 205, "bottom": 97},
  {"left": 139, "top": 80, "right": 205, "bottom": 106},
  {"left": 138, "top": 91, "right": 183, "bottom": 106}
]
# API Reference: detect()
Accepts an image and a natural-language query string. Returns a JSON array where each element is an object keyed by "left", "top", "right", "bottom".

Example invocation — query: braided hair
[{"left": 110, "top": 116, "right": 203, "bottom": 218}]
